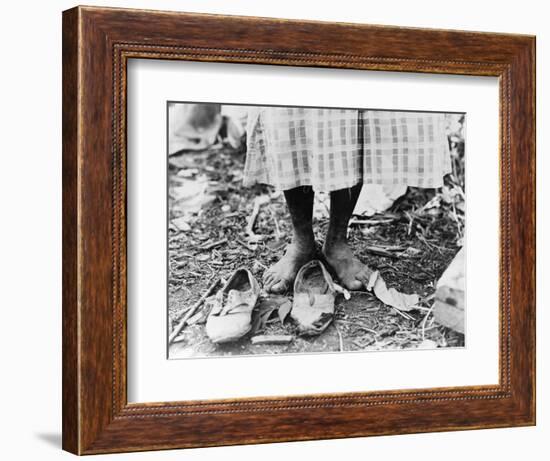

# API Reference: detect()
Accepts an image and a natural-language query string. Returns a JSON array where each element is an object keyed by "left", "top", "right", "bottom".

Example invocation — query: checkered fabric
[{"left": 243, "top": 107, "right": 452, "bottom": 193}]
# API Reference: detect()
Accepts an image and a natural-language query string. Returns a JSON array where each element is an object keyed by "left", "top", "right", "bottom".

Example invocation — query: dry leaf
[
  {"left": 177, "top": 168, "right": 199, "bottom": 178},
  {"left": 171, "top": 217, "right": 191, "bottom": 232},
  {"left": 368, "top": 271, "right": 420, "bottom": 311},
  {"left": 277, "top": 300, "right": 292, "bottom": 324},
  {"left": 417, "top": 339, "right": 438, "bottom": 349},
  {"left": 367, "top": 271, "right": 378, "bottom": 291},
  {"left": 353, "top": 184, "right": 407, "bottom": 216},
  {"left": 250, "top": 297, "right": 287, "bottom": 334}
]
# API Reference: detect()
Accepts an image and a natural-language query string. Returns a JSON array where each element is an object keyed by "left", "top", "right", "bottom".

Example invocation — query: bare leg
[
  {"left": 322, "top": 184, "right": 372, "bottom": 290},
  {"left": 264, "top": 187, "right": 317, "bottom": 293}
]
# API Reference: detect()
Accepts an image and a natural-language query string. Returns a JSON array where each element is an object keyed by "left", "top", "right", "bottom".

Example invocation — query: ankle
[
  {"left": 323, "top": 238, "right": 349, "bottom": 255},
  {"left": 291, "top": 234, "right": 316, "bottom": 253}
]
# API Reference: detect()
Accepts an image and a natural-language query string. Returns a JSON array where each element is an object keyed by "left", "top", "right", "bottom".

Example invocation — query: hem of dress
[{"left": 242, "top": 174, "right": 451, "bottom": 193}]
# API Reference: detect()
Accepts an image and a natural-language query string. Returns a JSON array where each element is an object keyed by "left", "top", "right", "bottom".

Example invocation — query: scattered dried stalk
[
  {"left": 246, "top": 196, "right": 268, "bottom": 236},
  {"left": 392, "top": 307, "right": 415, "bottom": 321},
  {"left": 168, "top": 277, "right": 221, "bottom": 344},
  {"left": 198, "top": 238, "right": 227, "bottom": 250},
  {"left": 421, "top": 302, "right": 436, "bottom": 341},
  {"left": 236, "top": 238, "right": 256, "bottom": 251},
  {"left": 364, "top": 245, "right": 401, "bottom": 258},
  {"left": 335, "top": 324, "right": 345, "bottom": 352},
  {"left": 268, "top": 205, "right": 282, "bottom": 238},
  {"left": 349, "top": 217, "right": 395, "bottom": 226},
  {"left": 251, "top": 335, "right": 293, "bottom": 345}
]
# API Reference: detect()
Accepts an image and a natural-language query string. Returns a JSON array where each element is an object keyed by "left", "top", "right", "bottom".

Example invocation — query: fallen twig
[
  {"left": 268, "top": 205, "right": 282, "bottom": 239},
  {"left": 335, "top": 324, "right": 344, "bottom": 352},
  {"left": 421, "top": 302, "right": 436, "bottom": 341},
  {"left": 186, "top": 306, "right": 211, "bottom": 325},
  {"left": 251, "top": 335, "right": 293, "bottom": 345},
  {"left": 171, "top": 334, "right": 186, "bottom": 344},
  {"left": 246, "top": 196, "right": 269, "bottom": 236},
  {"left": 392, "top": 307, "right": 415, "bottom": 321},
  {"left": 405, "top": 211, "right": 414, "bottom": 236},
  {"left": 337, "top": 320, "right": 377, "bottom": 335},
  {"left": 168, "top": 277, "right": 221, "bottom": 344},
  {"left": 198, "top": 238, "right": 227, "bottom": 251},
  {"left": 364, "top": 245, "right": 402, "bottom": 258},
  {"left": 236, "top": 238, "right": 256, "bottom": 251},
  {"left": 246, "top": 201, "right": 260, "bottom": 235},
  {"left": 349, "top": 217, "right": 395, "bottom": 226},
  {"left": 417, "top": 234, "right": 434, "bottom": 250}
]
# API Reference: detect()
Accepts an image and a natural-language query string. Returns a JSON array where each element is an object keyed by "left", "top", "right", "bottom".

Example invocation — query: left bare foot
[{"left": 322, "top": 242, "right": 373, "bottom": 291}]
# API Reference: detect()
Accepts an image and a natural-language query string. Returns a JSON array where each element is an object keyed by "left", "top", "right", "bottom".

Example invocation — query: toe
[
  {"left": 270, "top": 279, "right": 288, "bottom": 294},
  {"left": 344, "top": 277, "right": 363, "bottom": 291},
  {"left": 356, "top": 267, "right": 372, "bottom": 284},
  {"left": 263, "top": 272, "right": 274, "bottom": 285},
  {"left": 264, "top": 276, "right": 276, "bottom": 291},
  {"left": 264, "top": 272, "right": 279, "bottom": 289}
]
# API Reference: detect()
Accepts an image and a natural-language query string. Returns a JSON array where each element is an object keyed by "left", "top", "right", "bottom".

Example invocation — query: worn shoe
[
  {"left": 205, "top": 269, "right": 260, "bottom": 344},
  {"left": 291, "top": 260, "right": 336, "bottom": 336}
]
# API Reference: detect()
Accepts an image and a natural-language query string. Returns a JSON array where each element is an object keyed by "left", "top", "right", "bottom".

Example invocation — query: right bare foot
[{"left": 263, "top": 242, "right": 316, "bottom": 294}]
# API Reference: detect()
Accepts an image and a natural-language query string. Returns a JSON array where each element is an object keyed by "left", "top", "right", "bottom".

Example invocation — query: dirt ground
[{"left": 168, "top": 128, "right": 465, "bottom": 359}]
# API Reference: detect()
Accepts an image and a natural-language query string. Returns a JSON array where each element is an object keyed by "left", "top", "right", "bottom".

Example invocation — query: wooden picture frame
[{"left": 62, "top": 5, "right": 536, "bottom": 455}]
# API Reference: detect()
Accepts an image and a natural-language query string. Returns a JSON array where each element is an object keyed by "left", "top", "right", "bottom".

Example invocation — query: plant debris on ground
[{"left": 168, "top": 116, "right": 466, "bottom": 358}]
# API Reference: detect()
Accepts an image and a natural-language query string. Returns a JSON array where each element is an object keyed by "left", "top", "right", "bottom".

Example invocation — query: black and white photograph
[
  {"left": 167, "top": 102, "right": 466, "bottom": 359},
  {"left": 2, "top": 0, "right": 543, "bottom": 458}
]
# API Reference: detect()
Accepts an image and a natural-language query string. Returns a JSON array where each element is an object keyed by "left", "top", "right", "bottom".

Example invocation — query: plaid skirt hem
[
  {"left": 243, "top": 107, "right": 452, "bottom": 193},
  {"left": 242, "top": 174, "right": 448, "bottom": 193}
]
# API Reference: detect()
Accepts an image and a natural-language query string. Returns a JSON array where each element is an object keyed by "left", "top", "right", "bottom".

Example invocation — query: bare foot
[
  {"left": 264, "top": 242, "right": 316, "bottom": 293},
  {"left": 322, "top": 242, "right": 373, "bottom": 291}
]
